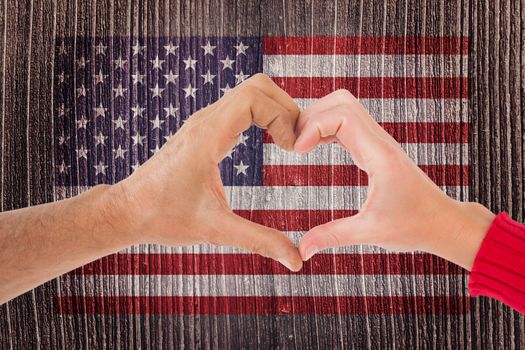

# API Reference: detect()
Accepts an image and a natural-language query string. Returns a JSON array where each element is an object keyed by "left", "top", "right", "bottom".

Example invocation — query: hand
[
  {"left": 114, "top": 74, "right": 303, "bottom": 271},
  {"left": 294, "top": 90, "right": 495, "bottom": 270}
]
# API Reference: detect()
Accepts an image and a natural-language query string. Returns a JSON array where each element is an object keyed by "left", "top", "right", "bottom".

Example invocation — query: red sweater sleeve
[{"left": 468, "top": 212, "right": 525, "bottom": 313}]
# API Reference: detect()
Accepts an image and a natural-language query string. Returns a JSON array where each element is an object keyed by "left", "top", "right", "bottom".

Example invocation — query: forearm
[{"left": 0, "top": 184, "right": 136, "bottom": 304}]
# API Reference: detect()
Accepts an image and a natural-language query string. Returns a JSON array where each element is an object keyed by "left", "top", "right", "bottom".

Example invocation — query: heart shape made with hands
[{"left": 120, "top": 74, "right": 475, "bottom": 272}]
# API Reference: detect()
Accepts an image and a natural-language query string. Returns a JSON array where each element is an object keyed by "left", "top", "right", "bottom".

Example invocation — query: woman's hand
[
  {"left": 294, "top": 90, "right": 495, "bottom": 270},
  {"left": 115, "top": 74, "right": 303, "bottom": 271}
]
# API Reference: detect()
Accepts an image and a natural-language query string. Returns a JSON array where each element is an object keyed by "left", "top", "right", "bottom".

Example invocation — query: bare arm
[
  {"left": 0, "top": 185, "right": 132, "bottom": 304},
  {"left": 0, "top": 73, "right": 303, "bottom": 304}
]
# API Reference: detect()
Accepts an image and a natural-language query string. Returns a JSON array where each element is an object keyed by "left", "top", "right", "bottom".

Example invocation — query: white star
[
  {"left": 202, "top": 41, "right": 216, "bottom": 56},
  {"left": 76, "top": 115, "right": 88, "bottom": 129},
  {"left": 113, "top": 115, "right": 127, "bottom": 130},
  {"left": 233, "top": 160, "right": 249, "bottom": 176},
  {"left": 221, "top": 83, "right": 232, "bottom": 95},
  {"left": 113, "top": 84, "right": 127, "bottom": 98},
  {"left": 114, "top": 56, "right": 127, "bottom": 69},
  {"left": 113, "top": 145, "right": 127, "bottom": 160},
  {"left": 183, "top": 84, "right": 198, "bottom": 98},
  {"left": 201, "top": 70, "right": 216, "bottom": 85},
  {"left": 57, "top": 160, "right": 70, "bottom": 174},
  {"left": 150, "top": 56, "right": 165, "bottom": 69},
  {"left": 131, "top": 104, "right": 145, "bottom": 118},
  {"left": 58, "top": 133, "right": 69, "bottom": 145},
  {"left": 94, "top": 70, "right": 107, "bottom": 84},
  {"left": 94, "top": 161, "right": 108, "bottom": 176},
  {"left": 76, "top": 84, "right": 87, "bottom": 97},
  {"left": 95, "top": 132, "right": 108, "bottom": 146},
  {"left": 58, "top": 71, "right": 66, "bottom": 84},
  {"left": 150, "top": 84, "right": 165, "bottom": 97},
  {"left": 76, "top": 56, "right": 88, "bottom": 68},
  {"left": 220, "top": 56, "right": 235, "bottom": 70},
  {"left": 131, "top": 72, "right": 145, "bottom": 85},
  {"left": 164, "top": 104, "right": 178, "bottom": 118},
  {"left": 76, "top": 146, "right": 89, "bottom": 159},
  {"left": 150, "top": 115, "right": 164, "bottom": 130},
  {"left": 224, "top": 147, "right": 234, "bottom": 159},
  {"left": 163, "top": 132, "right": 174, "bottom": 141},
  {"left": 58, "top": 41, "right": 67, "bottom": 55},
  {"left": 131, "top": 132, "right": 146, "bottom": 146},
  {"left": 234, "top": 42, "right": 249, "bottom": 56},
  {"left": 95, "top": 42, "right": 107, "bottom": 55},
  {"left": 131, "top": 162, "right": 141, "bottom": 172},
  {"left": 235, "top": 70, "right": 249, "bottom": 84},
  {"left": 94, "top": 103, "right": 107, "bottom": 118},
  {"left": 57, "top": 103, "right": 67, "bottom": 117},
  {"left": 150, "top": 144, "right": 161, "bottom": 155},
  {"left": 183, "top": 56, "right": 197, "bottom": 70},
  {"left": 164, "top": 42, "right": 178, "bottom": 56},
  {"left": 236, "top": 133, "right": 249, "bottom": 146},
  {"left": 132, "top": 42, "right": 145, "bottom": 55},
  {"left": 163, "top": 70, "right": 178, "bottom": 84}
]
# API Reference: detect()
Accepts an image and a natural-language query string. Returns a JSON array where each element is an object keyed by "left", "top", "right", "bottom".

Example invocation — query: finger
[
  {"left": 210, "top": 211, "right": 303, "bottom": 271},
  {"left": 236, "top": 73, "right": 299, "bottom": 119},
  {"left": 299, "top": 215, "right": 370, "bottom": 261},
  {"left": 294, "top": 104, "right": 391, "bottom": 173},
  {"left": 295, "top": 89, "right": 396, "bottom": 146},
  {"left": 201, "top": 84, "right": 299, "bottom": 160}
]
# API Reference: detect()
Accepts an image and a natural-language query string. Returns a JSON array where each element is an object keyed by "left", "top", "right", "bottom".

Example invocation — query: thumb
[
  {"left": 211, "top": 211, "right": 303, "bottom": 271},
  {"left": 299, "top": 214, "right": 370, "bottom": 261}
]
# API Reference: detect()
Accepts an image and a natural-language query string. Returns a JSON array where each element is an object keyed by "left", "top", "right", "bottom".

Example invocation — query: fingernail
[
  {"left": 303, "top": 246, "right": 319, "bottom": 261},
  {"left": 277, "top": 258, "right": 295, "bottom": 271}
]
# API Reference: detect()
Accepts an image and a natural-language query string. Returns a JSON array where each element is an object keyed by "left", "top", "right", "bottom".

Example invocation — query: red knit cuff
[{"left": 468, "top": 213, "right": 525, "bottom": 313}]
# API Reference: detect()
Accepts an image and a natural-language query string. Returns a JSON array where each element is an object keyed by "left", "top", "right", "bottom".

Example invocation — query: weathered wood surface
[{"left": 0, "top": 0, "right": 524, "bottom": 348}]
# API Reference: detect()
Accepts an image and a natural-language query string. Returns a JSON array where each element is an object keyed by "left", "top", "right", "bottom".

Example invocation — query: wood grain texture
[{"left": 0, "top": 0, "right": 524, "bottom": 348}]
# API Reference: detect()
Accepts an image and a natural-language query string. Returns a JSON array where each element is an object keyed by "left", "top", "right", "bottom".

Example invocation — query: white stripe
[
  {"left": 264, "top": 54, "right": 469, "bottom": 77},
  {"left": 294, "top": 98, "right": 469, "bottom": 122},
  {"left": 223, "top": 186, "right": 468, "bottom": 210},
  {"left": 119, "top": 241, "right": 389, "bottom": 255},
  {"left": 60, "top": 274, "right": 463, "bottom": 297},
  {"left": 263, "top": 143, "right": 469, "bottom": 166}
]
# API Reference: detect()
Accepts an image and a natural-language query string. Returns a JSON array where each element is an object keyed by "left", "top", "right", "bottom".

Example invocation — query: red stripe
[
  {"left": 263, "top": 122, "right": 469, "bottom": 144},
  {"left": 264, "top": 36, "right": 469, "bottom": 55},
  {"left": 234, "top": 209, "right": 356, "bottom": 231},
  {"left": 56, "top": 296, "right": 470, "bottom": 315},
  {"left": 70, "top": 253, "right": 463, "bottom": 275},
  {"left": 263, "top": 165, "right": 469, "bottom": 186},
  {"left": 271, "top": 77, "right": 468, "bottom": 99}
]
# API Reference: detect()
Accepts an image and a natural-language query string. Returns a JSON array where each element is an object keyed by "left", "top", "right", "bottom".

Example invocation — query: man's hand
[
  {"left": 294, "top": 90, "right": 495, "bottom": 270},
  {"left": 115, "top": 73, "right": 302, "bottom": 271},
  {"left": 0, "top": 74, "right": 302, "bottom": 304}
]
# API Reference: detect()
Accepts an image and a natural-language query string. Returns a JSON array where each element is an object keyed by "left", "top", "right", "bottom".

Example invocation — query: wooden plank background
[{"left": 0, "top": 0, "right": 524, "bottom": 348}]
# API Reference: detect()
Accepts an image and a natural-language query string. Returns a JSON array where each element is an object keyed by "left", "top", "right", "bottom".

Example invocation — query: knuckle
[
  {"left": 237, "top": 84, "right": 260, "bottom": 103},
  {"left": 274, "top": 130, "right": 296, "bottom": 151},
  {"left": 250, "top": 72, "right": 271, "bottom": 84},
  {"left": 333, "top": 88, "right": 354, "bottom": 102}
]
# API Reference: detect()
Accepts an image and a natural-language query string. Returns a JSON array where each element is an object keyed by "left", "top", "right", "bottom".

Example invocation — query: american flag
[{"left": 54, "top": 35, "right": 469, "bottom": 315}]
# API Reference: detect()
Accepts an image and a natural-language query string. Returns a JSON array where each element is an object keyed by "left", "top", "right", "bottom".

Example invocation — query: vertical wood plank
[
  {"left": 26, "top": 0, "right": 61, "bottom": 348},
  {"left": 470, "top": 0, "right": 525, "bottom": 349},
  {"left": 0, "top": 0, "right": 10, "bottom": 346},
  {"left": 2, "top": 1, "right": 38, "bottom": 348}
]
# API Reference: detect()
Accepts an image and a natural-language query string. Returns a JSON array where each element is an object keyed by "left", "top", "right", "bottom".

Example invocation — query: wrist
[
  {"left": 430, "top": 200, "right": 495, "bottom": 270},
  {"left": 84, "top": 184, "right": 144, "bottom": 247}
]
